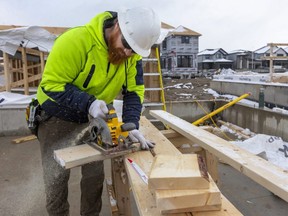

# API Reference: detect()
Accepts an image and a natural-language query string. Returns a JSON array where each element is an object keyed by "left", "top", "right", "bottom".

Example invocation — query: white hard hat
[{"left": 118, "top": 7, "right": 161, "bottom": 57}]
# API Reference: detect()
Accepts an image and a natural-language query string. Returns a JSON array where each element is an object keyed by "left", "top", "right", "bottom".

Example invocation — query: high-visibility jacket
[{"left": 36, "top": 11, "right": 144, "bottom": 128}]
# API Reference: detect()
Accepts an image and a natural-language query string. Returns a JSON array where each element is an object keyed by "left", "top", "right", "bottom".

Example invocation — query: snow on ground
[
  {"left": 213, "top": 69, "right": 288, "bottom": 86},
  {"left": 205, "top": 88, "right": 261, "bottom": 108}
]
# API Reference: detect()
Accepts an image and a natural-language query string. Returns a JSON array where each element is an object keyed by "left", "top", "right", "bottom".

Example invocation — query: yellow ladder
[{"left": 142, "top": 46, "right": 166, "bottom": 123}]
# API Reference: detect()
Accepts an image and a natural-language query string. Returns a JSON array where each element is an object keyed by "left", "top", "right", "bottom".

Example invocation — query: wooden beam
[
  {"left": 3, "top": 52, "right": 11, "bottom": 92},
  {"left": 156, "top": 176, "right": 221, "bottom": 214},
  {"left": 267, "top": 43, "right": 288, "bottom": 46},
  {"left": 105, "top": 178, "right": 119, "bottom": 216},
  {"left": 148, "top": 154, "right": 210, "bottom": 190},
  {"left": 40, "top": 51, "right": 45, "bottom": 73},
  {"left": 54, "top": 143, "right": 141, "bottom": 169},
  {"left": 150, "top": 110, "right": 288, "bottom": 203},
  {"left": 21, "top": 47, "right": 29, "bottom": 95},
  {"left": 112, "top": 157, "right": 131, "bottom": 216}
]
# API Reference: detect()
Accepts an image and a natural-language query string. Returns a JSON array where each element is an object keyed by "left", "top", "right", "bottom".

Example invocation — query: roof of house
[
  {"left": 197, "top": 48, "right": 228, "bottom": 56},
  {"left": 254, "top": 45, "right": 278, "bottom": 54},
  {"left": 161, "top": 22, "right": 201, "bottom": 37},
  {"left": 254, "top": 45, "right": 288, "bottom": 55},
  {"left": 227, "top": 49, "right": 250, "bottom": 54}
]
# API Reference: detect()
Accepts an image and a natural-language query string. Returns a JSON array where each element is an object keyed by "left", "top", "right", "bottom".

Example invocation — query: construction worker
[{"left": 36, "top": 7, "right": 160, "bottom": 216}]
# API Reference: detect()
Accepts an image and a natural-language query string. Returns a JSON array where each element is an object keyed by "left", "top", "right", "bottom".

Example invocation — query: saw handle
[{"left": 121, "top": 122, "right": 136, "bottom": 132}]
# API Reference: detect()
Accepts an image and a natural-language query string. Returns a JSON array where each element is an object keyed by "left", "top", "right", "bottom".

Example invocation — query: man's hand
[
  {"left": 89, "top": 100, "right": 108, "bottom": 119},
  {"left": 128, "top": 129, "right": 155, "bottom": 150}
]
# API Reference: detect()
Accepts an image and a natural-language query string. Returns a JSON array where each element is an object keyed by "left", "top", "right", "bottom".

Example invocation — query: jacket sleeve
[
  {"left": 38, "top": 28, "right": 95, "bottom": 121},
  {"left": 122, "top": 59, "right": 145, "bottom": 129}
]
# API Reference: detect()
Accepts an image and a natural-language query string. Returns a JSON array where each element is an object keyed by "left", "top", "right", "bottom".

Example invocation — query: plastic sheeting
[
  {"left": 0, "top": 26, "right": 56, "bottom": 56},
  {"left": 233, "top": 134, "right": 288, "bottom": 170}
]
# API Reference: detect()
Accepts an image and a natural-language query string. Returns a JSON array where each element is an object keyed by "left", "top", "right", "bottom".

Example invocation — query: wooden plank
[
  {"left": 21, "top": 47, "right": 29, "bottom": 95},
  {"left": 54, "top": 143, "right": 141, "bottom": 169},
  {"left": 3, "top": 52, "right": 11, "bottom": 92},
  {"left": 105, "top": 178, "right": 118, "bottom": 216},
  {"left": 156, "top": 175, "right": 221, "bottom": 214},
  {"left": 150, "top": 110, "right": 288, "bottom": 203},
  {"left": 9, "top": 73, "right": 42, "bottom": 89},
  {"left": 111, "top": 157, "right": 131, "bottom": 216},
  {"left": 12, "top": 135, "right": 37, "bottom": 144},
  {"left": 204, "top": 150, "right": 219, "bottom": 184},
  {"left": 148, "top": 154, "right": 210, "bottom": 190},
  {"left": 161, "top": 129, "right": 181, "bottom": 138},
  {"left": 54, "top": 144, "right": 105, "bottom": 169}
]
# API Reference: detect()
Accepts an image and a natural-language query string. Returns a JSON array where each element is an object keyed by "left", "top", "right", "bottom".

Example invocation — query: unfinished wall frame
[{"left": 0, "top": 47, "right": 47, "bottom": 95}]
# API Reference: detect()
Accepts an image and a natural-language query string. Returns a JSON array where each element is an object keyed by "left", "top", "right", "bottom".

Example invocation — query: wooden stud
[
  {"left": 21, "top": 47, "right": 29, "bottom": 95},
  {"left": 3, "top": 52, "right": 11, "bottom": 92}
]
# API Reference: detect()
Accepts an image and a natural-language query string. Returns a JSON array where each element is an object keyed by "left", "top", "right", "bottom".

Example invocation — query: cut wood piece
[
  {"left": 12, "top": 135, "right": 37, "bottom": 144},
  {"left": 156, "top": 175, "right": 221, "bottom": 214},
  {"left": 54, "top": 143, "right": 141, "bottom": 169},
  {"left": 54, "top": 144, "right": 105, "bottom": 169},
  {"left": 149, "top": 154, "right": 209, "bottom": 190}
]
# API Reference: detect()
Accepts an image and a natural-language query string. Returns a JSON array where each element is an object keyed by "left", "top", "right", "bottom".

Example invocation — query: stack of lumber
[{"left": 148, "top": 154, "right": 222, "bottom": 214}]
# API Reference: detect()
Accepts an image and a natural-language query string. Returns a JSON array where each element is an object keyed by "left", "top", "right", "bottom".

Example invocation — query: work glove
[
  {"left": 89, "top": 100, "right": 109, "bottom": 119},
  {"left": 128, "top": 129, "right": 155, "bottom": 150}
]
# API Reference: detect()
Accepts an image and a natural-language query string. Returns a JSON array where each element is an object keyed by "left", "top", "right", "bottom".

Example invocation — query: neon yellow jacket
[{"left": 37, "top": 11, "right": 144, "bottom": 127}]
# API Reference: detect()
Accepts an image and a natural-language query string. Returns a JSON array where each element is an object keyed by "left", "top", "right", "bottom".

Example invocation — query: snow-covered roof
[
  {"left": 201, "top": 58, "right": 232, "bottom": 63},
  {"left": 254, "top": 45, "right": 278, "bottom": 54},
  {"left": 0, "top": 26, "right": 56, "bottom": 56},
  {"left": 198, "top": 48, "right": 227, "bottom": 56},
  {"left": 227, "top": 49, "right": 250, "bottom": 54}
]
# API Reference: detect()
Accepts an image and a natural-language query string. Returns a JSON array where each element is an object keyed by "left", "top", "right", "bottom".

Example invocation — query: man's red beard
[{"left": 108, "top": 30, "right": 129, "bottom": 65}]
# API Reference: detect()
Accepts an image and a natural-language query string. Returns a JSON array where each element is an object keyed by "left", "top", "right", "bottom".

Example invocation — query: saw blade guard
[{"left": 89, "top": 117, "right": 113, "bottom": 148}]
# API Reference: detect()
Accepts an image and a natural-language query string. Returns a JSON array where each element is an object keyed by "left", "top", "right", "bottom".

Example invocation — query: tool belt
[{"left": 25, "top": 99, "right": 50, "bottom": 136}]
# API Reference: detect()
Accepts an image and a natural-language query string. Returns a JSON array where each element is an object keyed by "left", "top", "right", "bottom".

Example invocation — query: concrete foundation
[
  {"left": 217, "top": 102, "right": 288, "bottom": 142},
  {"left": 211, "top": 80, "right": 288, "bottom": 109},
  {"left": 0, "top": 108, "right": 31, "bottom": 136}
]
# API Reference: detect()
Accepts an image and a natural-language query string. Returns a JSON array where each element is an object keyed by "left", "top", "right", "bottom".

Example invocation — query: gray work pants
[{"left": 38, "top": 117, "right": 104, "bottom": 216}]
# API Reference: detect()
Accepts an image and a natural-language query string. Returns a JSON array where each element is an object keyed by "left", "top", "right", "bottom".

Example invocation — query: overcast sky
[{"left": 0, "top": 0, "right": 287, "bottom": 52}]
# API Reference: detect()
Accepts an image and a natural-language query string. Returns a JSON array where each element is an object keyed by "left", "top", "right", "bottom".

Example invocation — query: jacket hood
[{"left": 85, "top": 11, "right": 114, "bottom": 50}]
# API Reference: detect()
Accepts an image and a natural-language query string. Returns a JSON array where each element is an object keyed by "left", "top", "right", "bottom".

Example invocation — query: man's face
[{"left": 108, "top": 22, "right": 134, "bottom": 65}]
